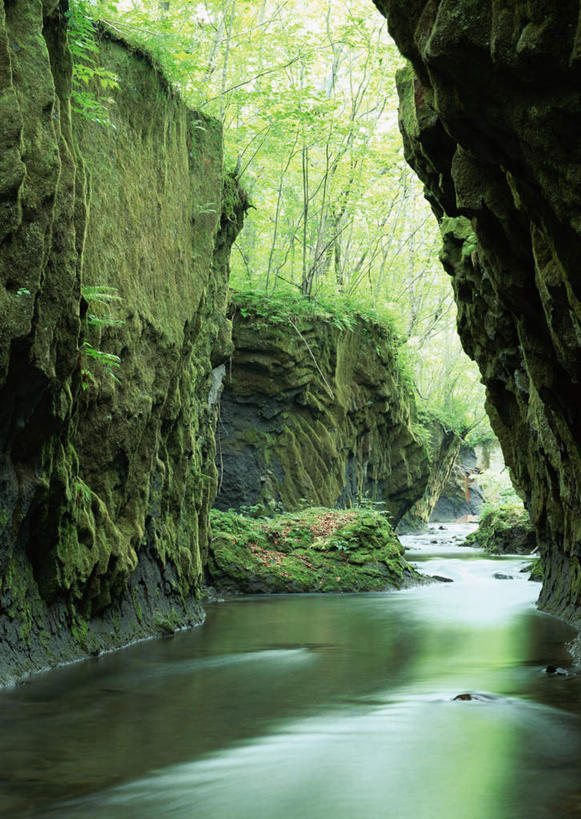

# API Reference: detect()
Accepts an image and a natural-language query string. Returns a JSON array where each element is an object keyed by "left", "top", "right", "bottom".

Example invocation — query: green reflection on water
[{"left": 0, "top": 551, "right": 579, "bottom": 819}]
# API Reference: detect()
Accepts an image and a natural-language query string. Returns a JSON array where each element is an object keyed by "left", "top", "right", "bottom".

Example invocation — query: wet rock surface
[
  {"left": 0, "top": 5, "right": 245, "bottom": 683},
  {"left": 215, "top": 304, "right": 428, "bottom": 523},
  {"left": 373, "top": 0, "right": 581, "bottom": 634}
]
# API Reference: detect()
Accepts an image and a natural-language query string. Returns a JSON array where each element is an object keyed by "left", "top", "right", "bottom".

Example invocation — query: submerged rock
[
  {"left": 544, "top": 665, "right": 568, "bottom": 677},
  {"left": 208, "top": 508, "right": 423, "bottom": 593}
]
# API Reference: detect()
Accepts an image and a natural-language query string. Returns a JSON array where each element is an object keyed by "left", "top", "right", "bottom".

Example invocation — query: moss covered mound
[
  {"left": 465, "top": 506, "right": 536, "bottom": 555},
  {"left": 215, "top": 292, "right": 429, "bottom": 523},
  {"left": 208, "top": 508, "right": 421, "bottom": 593}
]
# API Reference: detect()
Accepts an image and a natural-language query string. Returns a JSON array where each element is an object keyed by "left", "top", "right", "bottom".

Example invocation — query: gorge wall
[
  {"left": 0, "top": 1, "right": 245, "bottom": 683},
  {"left": 374, "top": 1, "right": 581, "bottom": 634},
  {"left": 215, "top": 304, "right": 429, "bottom": 523},
  {"left": 397, "top": 423, "right": 461, "bottom": 530},
  {"left": 430, "top": 444, "right": 485, "bottom": 522}
]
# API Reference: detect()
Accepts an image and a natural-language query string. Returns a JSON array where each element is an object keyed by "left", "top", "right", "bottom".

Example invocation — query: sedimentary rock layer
[{"left": 374, "top": 0, "right": 581, "bottom": 630}]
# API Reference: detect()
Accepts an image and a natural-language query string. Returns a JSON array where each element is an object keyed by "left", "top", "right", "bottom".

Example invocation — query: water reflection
[{"left": 0, "top": 524, "right": 580, "bottom": 818}]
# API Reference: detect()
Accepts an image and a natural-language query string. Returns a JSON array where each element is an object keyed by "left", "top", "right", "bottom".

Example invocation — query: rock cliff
[
  {"left": 0, "top": 2, "right": 245, "bottom": 683},
  {"left": 374, "top": 1, "right": 581, "bottom": 633},
  {"left": 431, "top": 445, "right": 485, "bottom": 521},
  {"left": 214, "top": 299, "right": 429, "bottom": 523},
  {"left": 398, "top": 422, "right": 462, "bottom": 530}
]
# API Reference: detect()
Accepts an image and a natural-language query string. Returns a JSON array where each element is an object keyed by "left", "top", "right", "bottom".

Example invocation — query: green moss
[
  {"left": 154, "top": 606, "right": 182, "bottom": 634},
  {"left": 1, "top": 557, "right": 43, "bottom": 645},
  {"left": 208, "top": 507, "right": 420, "bottom": 593},
  {"left": 70, "top": 610, "right": 89, "bottom": 650},
  {"left": 217, "top": 301, "right": 429, "bottom": 521},
  {"left": 0, "top": 3, "right": 244, "bottom": 682},
  {"left": 131, "top": 585, "right": 144, "bottom": 623},
  {"left": 465, "top": 505, "right": 536, "bottom": 554},
  {"left": 527, "top": 558, "right": 544, "bottom": 582}
]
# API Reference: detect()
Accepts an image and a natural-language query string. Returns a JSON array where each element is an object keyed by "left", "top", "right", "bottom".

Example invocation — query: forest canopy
[{"left": 72, "top": 0, "right": 492, "bottom": 440}]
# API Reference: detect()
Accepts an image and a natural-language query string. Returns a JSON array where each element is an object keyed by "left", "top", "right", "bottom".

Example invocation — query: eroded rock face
[
  {"left": 373, "top": 1, "right": 581, "bottom": 629},
  {"left": 398, "top": 423, "right": 462, "bottom": 531},
  {"left": 0, "top": 3, "right": 245, "bottom": 682},
  {"left": 215, "top": 311, "right": 429, "bottom": 523},
  {"left": 431, "top": 445, "right": 485, "bottom": 522}
]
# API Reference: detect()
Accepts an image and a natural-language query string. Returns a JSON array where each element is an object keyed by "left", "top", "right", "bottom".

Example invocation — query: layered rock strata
[
  {"left": 431, "top": 444, "right": 485, "bottom": 521},
  {"left": 215, "top": 306, "right": 429, "bottom": 523},
  {"left": 398, "top": 423, "right": 462, "bottom": 530}
]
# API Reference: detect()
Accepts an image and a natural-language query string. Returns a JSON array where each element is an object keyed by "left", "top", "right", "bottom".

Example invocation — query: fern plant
[
  {"left": 66, "top": 0, "right": 119, "bottom": 126},
  {"left": 80, "top": 285, "right": 124, "bottom": 390}
]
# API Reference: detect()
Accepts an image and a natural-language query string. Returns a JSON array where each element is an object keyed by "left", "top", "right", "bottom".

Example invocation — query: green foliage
[
  {"left": 230, "top": 286, "right": 402, "bottom": 337},
  {"left": 477, "top": 468, "right": 522, "bottom": 508},
  {"left": 98, "top": 0, "right": 493, "bottom": 441},
  {"left": 83, "top": 285, "right": 124, "bottom": 328},
  {"left": 80, "top": 341, "right": 121, "bottom": 388},
  {"left": 67, "top": 0, "right": 119, "bottom": 126},
  {"left": 80, "top": 284, "right": 124, "bottom": 390},
  {"left": 464, "top": 504, "right": 536, "bottom": 555}
]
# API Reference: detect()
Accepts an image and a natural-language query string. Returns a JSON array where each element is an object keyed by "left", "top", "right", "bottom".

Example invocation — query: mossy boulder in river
[
  {"left": 208, "top": 508, "right": 421, "bottom": 593},
  {"left": 465, "top": 506, "right": 537, "bottom": 555}
]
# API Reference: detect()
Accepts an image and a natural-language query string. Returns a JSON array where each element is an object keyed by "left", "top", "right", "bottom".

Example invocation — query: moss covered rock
[
  {"left": 398, "top": 422, "right": 462, "bottom": 531},
  {"left": 527, "top": 558, "right": 544, "bottom": 583},
  {"left": 373, "top": 0, "right": 581, "bottom": 635},
  {"left": 0, "top": 5, "right": 246, "bottom": 684},
  {"left": 208, "top": 507, "right": 421, "bottom": 593},
  {"left": 214, "top": 295, "right": 429, "bottom": 523},
  {"left": 465, "top": 506, "right": 536, "bottom": 555}
]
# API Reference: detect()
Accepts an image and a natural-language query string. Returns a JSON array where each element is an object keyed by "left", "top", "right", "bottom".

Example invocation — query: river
[{"left": 1, "top": 523, "right": 580, "bottom": 818}]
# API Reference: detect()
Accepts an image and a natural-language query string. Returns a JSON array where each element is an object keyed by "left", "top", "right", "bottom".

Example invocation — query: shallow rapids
[{"left": 1, "top": 523, "right": 580, "bottom": 818}]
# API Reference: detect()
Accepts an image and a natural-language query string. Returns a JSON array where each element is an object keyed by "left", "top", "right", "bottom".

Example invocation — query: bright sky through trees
[{"left": 88, "top": 0, "right": 491, "bottom": 438}]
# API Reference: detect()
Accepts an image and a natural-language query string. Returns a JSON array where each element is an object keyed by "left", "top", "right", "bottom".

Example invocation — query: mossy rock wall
[
  {"left": 430, "top": 444, "right": 485, "bottom": 522},
  {"left": 398, "top": 423, "right": 461, "bottom": 530},
  {"left": 374, "top": 1, "right": 581, "bottom": 632},
  {"left": 215, "top": 310, "right": 429, "bottom": 522},
  {"left": 0, "top": 2, "right": 244, "bottom": 683}
]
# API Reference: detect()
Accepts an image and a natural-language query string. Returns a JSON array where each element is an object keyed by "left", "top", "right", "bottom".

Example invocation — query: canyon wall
[
  {"left": 0, "top": 1, "right": 245, "bottom": 683},
  {"left": 215, "top": 305, "right": 429, "bottom": 523},
  {"left": 374, "top": 0, "right": 581, "bottom": 633}
]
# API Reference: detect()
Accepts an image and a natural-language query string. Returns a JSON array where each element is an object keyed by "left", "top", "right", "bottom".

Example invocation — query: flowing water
[{"left": 1, "top": 523, "right": 580, "bottom": 818}]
